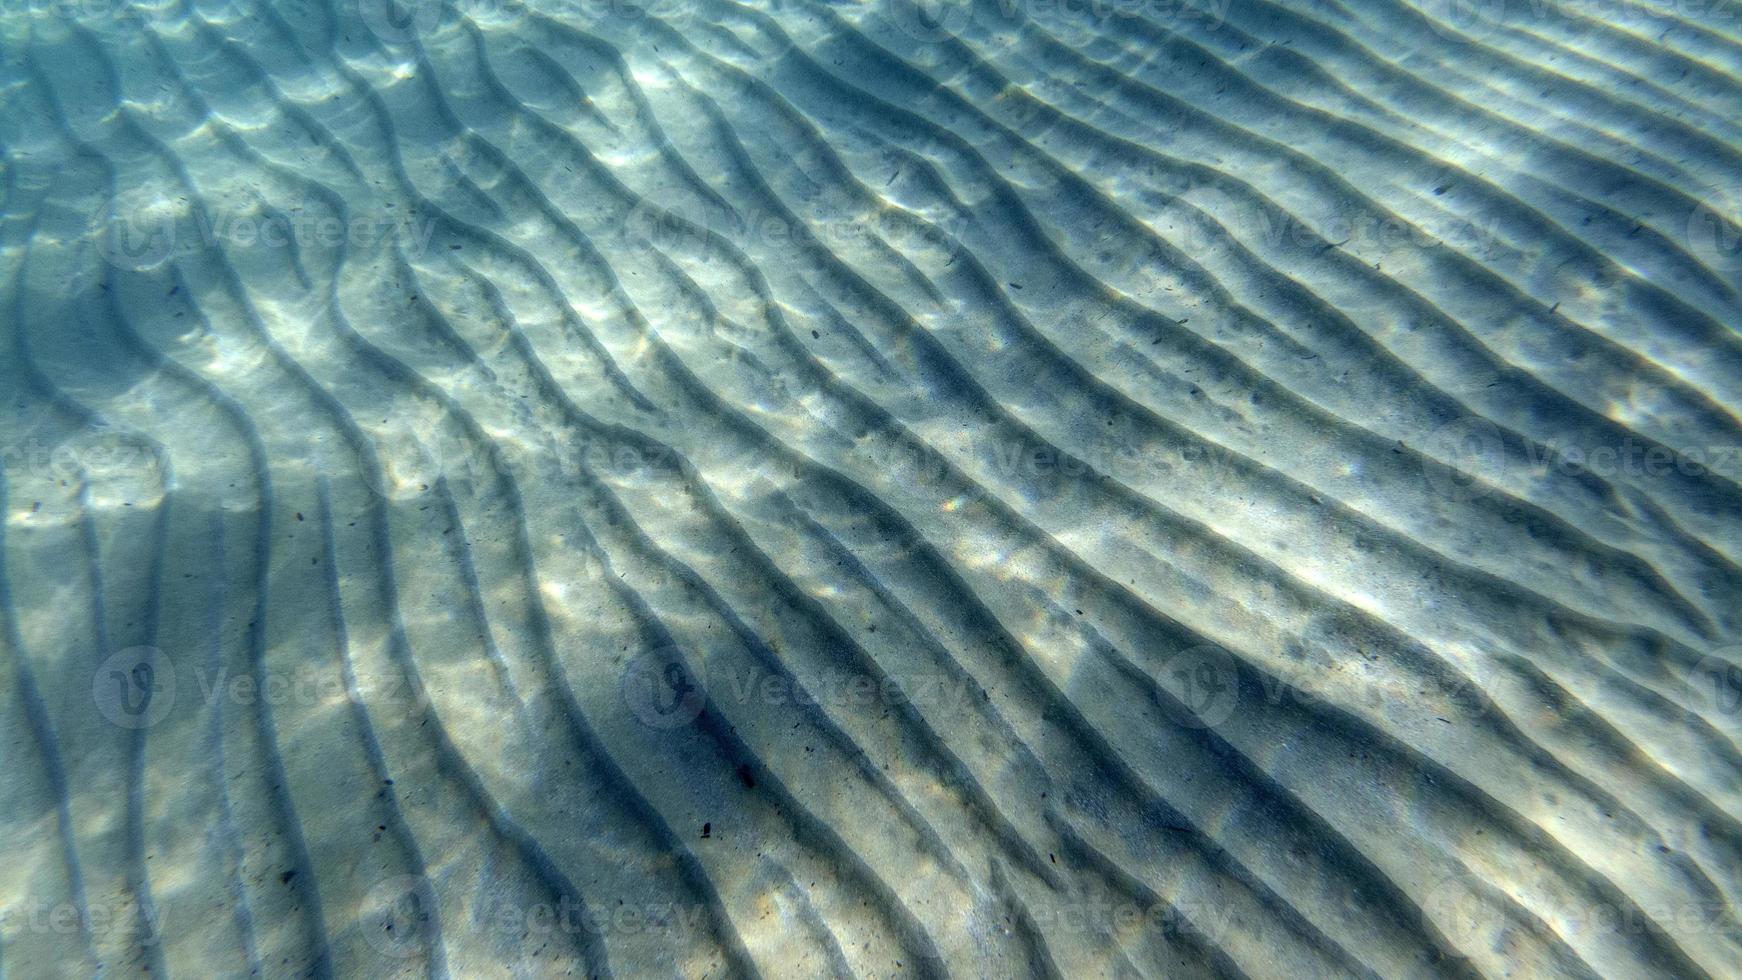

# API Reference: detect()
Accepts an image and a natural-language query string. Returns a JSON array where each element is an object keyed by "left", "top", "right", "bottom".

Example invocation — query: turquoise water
[{"left": 1, "top": 0, "right": 1740, "bottom": 975}]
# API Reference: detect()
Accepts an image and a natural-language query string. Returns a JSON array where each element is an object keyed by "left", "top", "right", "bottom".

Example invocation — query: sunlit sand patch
[{"left": 1, "top": 0, "right": 1739, "bottom": 975}]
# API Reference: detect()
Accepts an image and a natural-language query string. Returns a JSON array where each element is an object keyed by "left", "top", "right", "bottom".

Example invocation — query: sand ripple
[{"left": 1, "top": 0, "right": 1740, "bottom": 974}]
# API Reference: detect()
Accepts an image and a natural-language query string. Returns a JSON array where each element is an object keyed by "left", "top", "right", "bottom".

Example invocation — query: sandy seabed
[{"left": 2, "top": 0, "right": 1741, "bottom": 975}]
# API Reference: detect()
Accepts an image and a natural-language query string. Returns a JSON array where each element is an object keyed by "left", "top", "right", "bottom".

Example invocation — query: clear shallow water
[{"left": 1, "top": 0, "right": 1740, "bottom": 975}]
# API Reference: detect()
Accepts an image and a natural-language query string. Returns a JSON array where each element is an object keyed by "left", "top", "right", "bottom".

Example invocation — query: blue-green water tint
[{"left": 1, "top": 0, "right": 1740, "bottom": 975}]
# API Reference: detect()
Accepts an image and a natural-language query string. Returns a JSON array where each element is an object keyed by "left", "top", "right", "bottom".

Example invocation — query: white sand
[{"left": 1, "top": 0, "right": 1740, "bottom": 975}]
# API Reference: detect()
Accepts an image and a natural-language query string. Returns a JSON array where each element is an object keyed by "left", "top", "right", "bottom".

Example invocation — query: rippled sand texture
[{"left": 3, "top": 0, "right": 1742, "bottom": 974}]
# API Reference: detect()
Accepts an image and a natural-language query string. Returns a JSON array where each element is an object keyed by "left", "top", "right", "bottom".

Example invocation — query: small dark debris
[
  {"left": 295, "top": 512, "right": 304, "bottom": 521},
  {"left": 811, "top": 330, "right": 819, "bottom": 339},
  {"left": 280, "top": 870, "right": 296, "bottom": 885},
  {"left": 701, "top": 822, "right": 711, "bottom": 839},
  {"left": 736, "top": 764, "right": 756, "bottom": 789}
]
